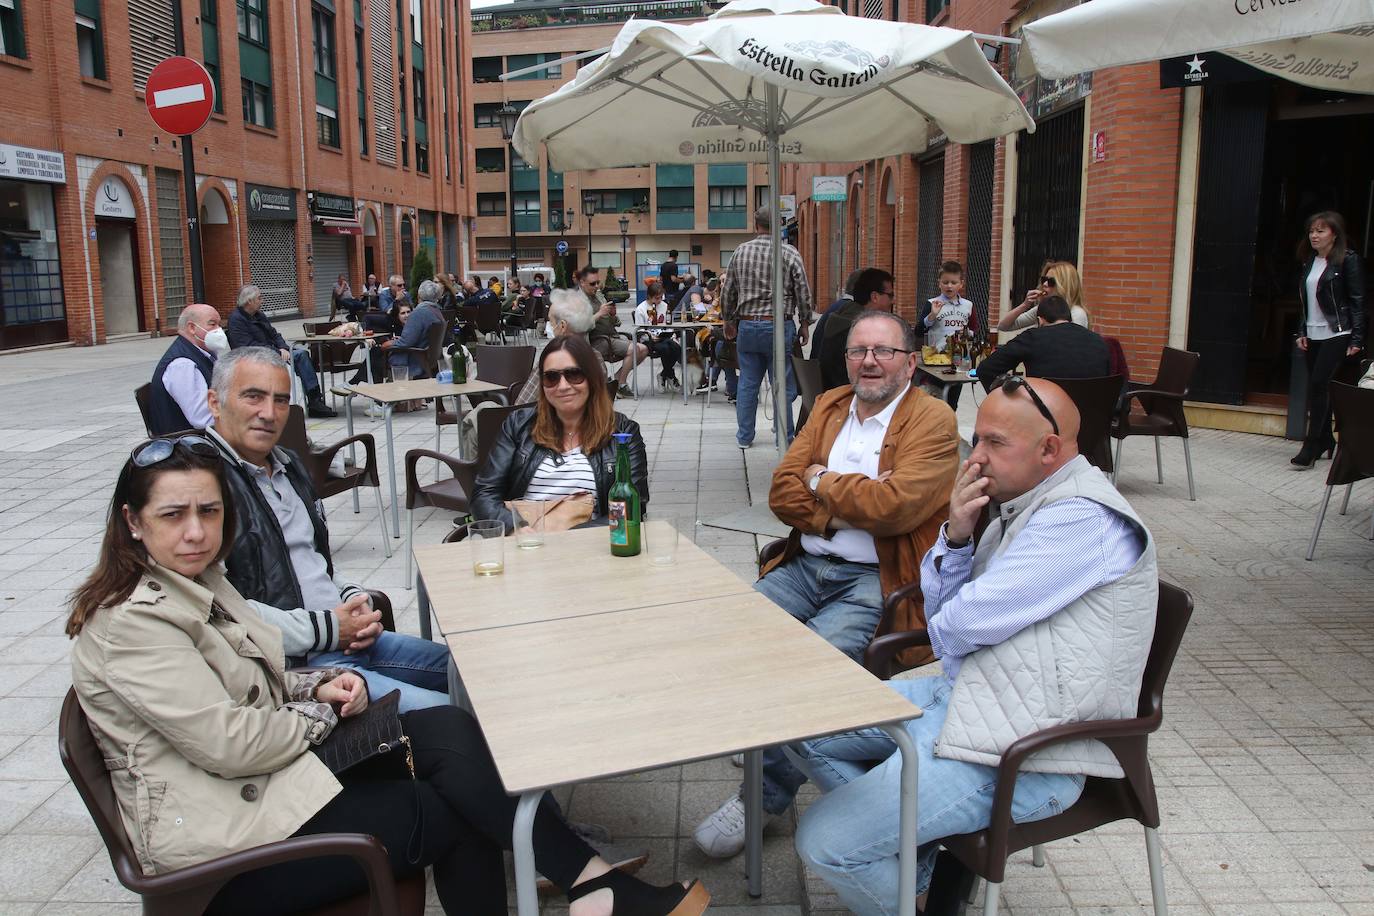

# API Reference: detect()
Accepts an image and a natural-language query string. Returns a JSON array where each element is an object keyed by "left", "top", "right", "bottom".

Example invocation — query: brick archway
[
  {"left": 84, "top": 161, "right": 156, "bottom": 342},
  {"left": 877, "top": 164, "right": 897, "bottom": 277},
  {"left": 197, "top": 179, "right": 241, "bottom": 317}
]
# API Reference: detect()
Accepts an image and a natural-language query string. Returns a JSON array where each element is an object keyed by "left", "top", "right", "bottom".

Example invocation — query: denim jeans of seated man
[
  {"left": 788, "top": 677, "right": 1086, "bottom": 916},
  {"left": 309, "top": 630, "right": 451, "bottom": 713},
  {"left": 735, "top": 319, "right": 797, "bottom": 447},
  {"left": 288, "top": 346, "right": 320, "bottom": 393},
  {"left": 745, "top": 552, "right": 884, "bottom": 816}
]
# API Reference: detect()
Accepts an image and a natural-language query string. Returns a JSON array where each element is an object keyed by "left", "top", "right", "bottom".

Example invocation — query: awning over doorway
[{"left": 315, "top": 216, "right": 362, "bottom": 235}]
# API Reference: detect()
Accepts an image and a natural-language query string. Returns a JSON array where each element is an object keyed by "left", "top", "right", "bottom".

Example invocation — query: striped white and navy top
[{"left": 524, "top": 448, "right": 597, "bottom": 500}]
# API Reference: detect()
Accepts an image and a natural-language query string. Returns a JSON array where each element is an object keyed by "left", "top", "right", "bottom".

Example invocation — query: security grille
[
  {"left": 383, "top": 203, "right": 397, "bottom": 276},
  {"left": 155, "top": 169, "right": 187, "bottom": 324},
  {"left": 1012, "top": 106, "right": 1083, "bottom": 310},
  {"left": 311, "top": 228, "right": 350, "bottom": 316},
  {"left": 369, "top": 0, "right": 397, "bottom": 164},
  {"left": 964, "top": 141, "right": 995, "bottom": 336},
  {"left": 863, "top": 0, "right": 883, "bottom": 17},
  {"left": 476, "top": 247, "right": 545, "bottom": 260},
  {"left": 129, "top": 0, "right": 175, "bottom": 93},
  {"left": 247, "top": 220, "right": 300, "bottom": 318},
  {"left": 915, "top": 152, "right": 945, "bottom": 305}
]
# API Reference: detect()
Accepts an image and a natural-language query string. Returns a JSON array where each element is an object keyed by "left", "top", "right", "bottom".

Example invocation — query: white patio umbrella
[
  {"left": 513, "top": 0, "right": 1033, "bottom": 454},
  {"left": 1022, "top": 0, "right": 1374, "bottom": 94}
]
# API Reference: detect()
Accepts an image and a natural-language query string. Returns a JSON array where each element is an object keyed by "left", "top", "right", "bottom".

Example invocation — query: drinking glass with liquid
[{"left": 468, "top": 520, "right": 506, "bottom": 576}]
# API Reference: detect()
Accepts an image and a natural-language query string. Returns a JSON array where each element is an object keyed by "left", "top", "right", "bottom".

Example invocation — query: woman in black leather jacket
[
  {"left": 472, "top": 335, "right": 649, "bottom": 530},
  {"left": 1294, "top": 211, "right": 1367, "bottom": 467}
]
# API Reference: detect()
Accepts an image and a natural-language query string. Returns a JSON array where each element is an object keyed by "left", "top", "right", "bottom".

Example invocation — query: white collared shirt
[{"left": 799, "top": 385, "right": 908, "bottom": 564}]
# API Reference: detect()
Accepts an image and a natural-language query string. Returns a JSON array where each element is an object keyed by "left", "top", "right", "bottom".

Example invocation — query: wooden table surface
[
  {"left": 293, "top": 333, "right": 390, "bottom": 344},
  {"left": 417, "top": 520, "right": 755, "bottom": 634},
  {"left": 915, "top": 360, "right": 977, "bottom": 385},
  {"left": 347, "top": 378, "right": 505, "bottom": 403},
  {"left": 447, "top": 593, "right": 922, "bottom": 793}
]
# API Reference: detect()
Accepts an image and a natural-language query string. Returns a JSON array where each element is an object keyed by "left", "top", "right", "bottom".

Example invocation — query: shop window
[
  {"left": 316, "top": 104, "right": 340, "bottom": 147},
  {"left": 242, "top": 78, "right": 273, "bottom": 127},
  {"left": 237, "top": 0, "right": 266, "bottom": 45},
  {"left": 477, "top": 193, "right": 506, "bottom": 216},
  {"left": 0, "top": 180, "right": 66, "bottom": 332},
  {"left": 0, "top": 0, "right": 25, "bottom": 58},
  {"left": 76, "top": 5, "right": 106, "bottom": 80},
  {"left": 311, "top": 4, "right": 335, "bottom": 79}
]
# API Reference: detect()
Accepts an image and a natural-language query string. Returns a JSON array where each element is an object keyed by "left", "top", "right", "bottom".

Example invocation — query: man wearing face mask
[{"left": 148, "top": 303, "right": 230, "bottom": 435}]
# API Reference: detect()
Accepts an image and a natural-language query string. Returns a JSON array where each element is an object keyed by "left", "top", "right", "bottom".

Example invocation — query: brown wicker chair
[{"left": 57, "top": 690, "right": 425, "bottom": 916}]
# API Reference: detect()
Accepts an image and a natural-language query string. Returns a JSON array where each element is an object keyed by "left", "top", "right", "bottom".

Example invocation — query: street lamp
[
  {"left": 497, "top": 103, "right": 520, "bottom": 286},
  {"left": 581, "top": 193, "right": 597, "bottom": 270},
  {"left": 619, "top": 216, "right": 629, "bottom": 296}
]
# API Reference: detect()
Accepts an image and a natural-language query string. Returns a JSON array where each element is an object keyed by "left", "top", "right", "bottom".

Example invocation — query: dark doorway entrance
[{"left": 1012, "top": 105, "right": 1084, "bottom": 308}]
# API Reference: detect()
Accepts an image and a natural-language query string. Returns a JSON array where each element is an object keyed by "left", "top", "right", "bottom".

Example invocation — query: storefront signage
[
  {"left": 1092, "top": 131, "right": 1107, "bottom": 163},
  {"left": 309, "top": 190, "right": 355, "bottom": 219},
  {"left": 1159, "top": 53, "right": 1266, "bottom": 88},
  {"left": 0, "top": 143, "right": 66, "bottom": 184},
  {"left": 813, "top": 176, "right": 847, "bottom": 202},
  {"left": 95, "top": 176, "right": 137, "bottom": 220},
  {"left": 778, "top": 194, "right": 796, "bottom": 221},
  {"left": 245, "top": 183, "right": 297, "bottom": 221}
]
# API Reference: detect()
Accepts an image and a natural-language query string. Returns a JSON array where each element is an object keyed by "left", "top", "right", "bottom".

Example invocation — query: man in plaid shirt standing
[{"left": 722, "top": 207, "right": 813, "bottom": 448}]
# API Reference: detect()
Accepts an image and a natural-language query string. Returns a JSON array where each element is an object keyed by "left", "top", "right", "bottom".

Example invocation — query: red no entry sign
[{"left": 145, "top": 56, "right": 216, "bottom": 136}]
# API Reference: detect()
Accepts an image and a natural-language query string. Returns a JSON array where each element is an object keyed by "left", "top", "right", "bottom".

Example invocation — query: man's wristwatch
[{"left": 808, "top": 470, "right": 828, "bottom": 495}]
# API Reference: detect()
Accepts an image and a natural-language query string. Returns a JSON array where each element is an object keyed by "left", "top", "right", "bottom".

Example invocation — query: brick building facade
[{"left": 0, "top": 0, "right": 475, "bottom": 351}]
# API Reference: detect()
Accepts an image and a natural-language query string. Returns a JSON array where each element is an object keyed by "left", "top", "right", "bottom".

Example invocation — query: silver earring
[{"left": 130, "top": 531, "right": 141, "bottom": 540}]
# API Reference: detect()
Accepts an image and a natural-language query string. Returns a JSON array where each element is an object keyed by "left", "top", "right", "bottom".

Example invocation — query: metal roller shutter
[
  {"left": 311, "top": 227, "right": 350, "bottom": 316},
  {"left": 247, "top": 221, "right": 300, "bottom": 318}
]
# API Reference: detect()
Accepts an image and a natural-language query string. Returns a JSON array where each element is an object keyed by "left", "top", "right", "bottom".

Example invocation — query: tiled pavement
[{"left": 0, "top": 327, "right": 1372, "bottom": 915}]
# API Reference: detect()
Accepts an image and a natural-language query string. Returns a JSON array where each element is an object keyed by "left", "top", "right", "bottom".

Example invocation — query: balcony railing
[{"left": 472, "top": 0, "right": 717, "bottom": 32}]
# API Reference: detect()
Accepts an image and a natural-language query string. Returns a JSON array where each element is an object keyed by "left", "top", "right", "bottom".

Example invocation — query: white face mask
[{"left": 201, "top": 326, "right": 230, "bottom": 356}]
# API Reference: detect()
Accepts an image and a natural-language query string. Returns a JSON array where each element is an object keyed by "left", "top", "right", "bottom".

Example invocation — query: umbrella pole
[{"left": 767, "top": 84, "right": 788, "bottom": 457}]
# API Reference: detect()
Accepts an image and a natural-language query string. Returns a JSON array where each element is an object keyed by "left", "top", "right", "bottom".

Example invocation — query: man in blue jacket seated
[
  {"left": 380, "top": 279, "right": 447, "bottom": 378},
  {"left": 790, "top": 377, "right": 1158, "bottom": 916},
  {"left": 227, "top": 284, "right": 337, "bottom": 417}
]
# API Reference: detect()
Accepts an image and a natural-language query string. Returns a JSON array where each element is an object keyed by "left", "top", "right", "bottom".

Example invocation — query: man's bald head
[
  {"left": 177, "top": 303, "right": 221, "bottom": 346},
  {"left": 968, "top": 377, "right": 1080, "bottom": 502}
]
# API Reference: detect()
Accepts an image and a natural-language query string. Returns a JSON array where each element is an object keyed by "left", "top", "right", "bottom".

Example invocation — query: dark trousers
[
  {"left": 648, "top": 336, "right": 682, "bottom": 376},
  {"left": 208, "top": 706, "right": 595, "bottom": 916},
  {"left": 1303, "top": 335, "right": 1352, "bottom": 446}
]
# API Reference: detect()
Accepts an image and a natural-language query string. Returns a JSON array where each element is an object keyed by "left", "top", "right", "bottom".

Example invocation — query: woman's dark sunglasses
[
  {"left": 1039, "top": 275, "right": 1057, "bottom": 287},
  {"left": 990, "top": 374, "right": 1060, "bottom": 436},
  {"left": 541, "top": 367, "right": 588, "bottom": 388},
  {"left": 131, "top": 434, "right": 219, "bottom": 468}
]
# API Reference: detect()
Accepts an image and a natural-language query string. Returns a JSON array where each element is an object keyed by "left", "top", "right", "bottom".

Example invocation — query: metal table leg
[
  {"left": 880, "top": 722, "right": 921, "bottom": 916},
  {"left": 682, "top": 327, "right": 691, "bottom": 405},
  {"left": 513, "top": 791, "right": 542, "bottom": 916},
  {"left": 384, "top": 404, "right": 400, "bottom": 537},
  {"left": 744, "top": 748, "right": 764, "bottom": 897},
  {"left": 345, "top": 394, "right": 360, "bottom": 514},
  {"left": 417, "top": 566, "right": 432, "bottom": 642}
]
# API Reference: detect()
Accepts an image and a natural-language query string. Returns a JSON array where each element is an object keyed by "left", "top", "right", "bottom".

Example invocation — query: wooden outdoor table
[
  {"left": 914, "top": 360, "right": 978, "bottom": 406},
  {"left": 294, "top": 333, "right": 391, "bottom": 385},
  {"left": 445, "top": 593, "right": 924, "bottom": 916},
  {"left": 341, "top": 379, "right": 506, "bottom": 538},
  {"left": 415, "top": 520, "right": 754, "bottom": 637}
]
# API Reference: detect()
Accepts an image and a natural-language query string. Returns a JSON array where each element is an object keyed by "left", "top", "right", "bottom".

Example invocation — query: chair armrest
[
  {"left": 312, "top": 434, "right": 380, "bottom": 488},
  {"left": 366, "top": 589, "right": 395, "bottom": 632},
  {"left": 1124, "top": 388, "right": 1185, "bottom": 403},
  {"left": 756, "top": 537, "right": 788, "bottom": 573},
  {"left": 134, "top": 833, "right": 404, "bottom": 916},
  {"left": 404, "top": 448, "right": 478, "bottom": 503},
  {"left": 863, "top": 627, "right": 932, "bottom": 678}
]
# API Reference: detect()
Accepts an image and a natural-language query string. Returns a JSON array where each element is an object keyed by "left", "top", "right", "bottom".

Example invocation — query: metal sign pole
[
  {"left": 766, "top": 84, "right": 788, "bottom": 457},
  {"left": 170, "top": 0, "right": 206, "bottom": 304}
]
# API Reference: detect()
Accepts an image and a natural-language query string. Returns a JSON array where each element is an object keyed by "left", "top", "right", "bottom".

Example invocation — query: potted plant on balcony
[{"left": 602, "top": 268, "right": 631, "bottom": 304}]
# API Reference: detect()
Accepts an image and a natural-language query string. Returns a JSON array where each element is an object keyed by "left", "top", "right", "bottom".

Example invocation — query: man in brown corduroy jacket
[{"left": 694, "top": 310, "right": 960, "bottom": 860}]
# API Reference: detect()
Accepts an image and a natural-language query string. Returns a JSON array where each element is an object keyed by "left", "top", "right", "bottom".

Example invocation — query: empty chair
[
  {"left": 279, "top": 405, "right": 391, "bottom": 558},
  {"left": 865, "top": 581, "right": 1195, "bottom": 916},
  {"left": 1045, "top": 375, "right": 1123, "bottom": 474},
  {"left": 1306, "top": 382, "right": 1374, "bottom": 560},
  {"left": 134, "top": 383, "right": 155, "bottom": 436},
  {"left": 475, "top": 298, "right": 507, "bottom": 345},
  {"left": 792, "top": 356, "right": 823, "bottom": 431},
  {"left": 434, "top": 346, "right": 532, "bottom": 456},
  {"left": 1111, "top": 347, "right": 1201, "bottom": 501},
  {"left": 58, "top": 689, "right": 426, "bottom": 916}
]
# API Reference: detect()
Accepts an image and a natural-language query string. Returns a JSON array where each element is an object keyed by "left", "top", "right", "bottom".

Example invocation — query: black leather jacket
[
  {"left": 212, "top": 437, "right": 335, "bottom": 614},
  {"left": 1299, "top": 250, "right": 1367, "bottom": 350},
  {"left": 471, "top": 406, "right": 650, "bottom": 531}
]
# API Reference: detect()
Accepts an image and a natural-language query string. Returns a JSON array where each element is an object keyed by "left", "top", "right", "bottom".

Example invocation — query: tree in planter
[
  {"left": 408, "top": 246, "right": 435, "bottom": 298},
  {"left": 553, "top": 257, "right": 570, "bottom": 290},
  {"left": 603, "top": 267, "right": 631, "bottom": 303}
]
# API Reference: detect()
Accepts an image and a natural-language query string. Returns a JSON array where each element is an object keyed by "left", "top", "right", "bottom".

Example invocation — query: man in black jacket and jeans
[
  {"left": 206, "top": 346, "right": 449, "bottom": 712},
  {"left": 978, "top": 295, "right": 1109, "bottom": 390},
  {"left": 227, "top": 284, "right": 337, "bottom": 417}
]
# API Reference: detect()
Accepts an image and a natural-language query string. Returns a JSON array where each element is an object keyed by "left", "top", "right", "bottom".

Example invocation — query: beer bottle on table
[
  {"left": 608, "top": 432, "right": 641, "bottom": 557},
  {"left": 450, "top": 344, "right": 468, "bottom": 384}
]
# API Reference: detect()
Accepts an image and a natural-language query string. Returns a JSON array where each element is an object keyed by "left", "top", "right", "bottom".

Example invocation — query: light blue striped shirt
[{"left": 921, "top": 473, "right": 1144, "bottom": 685}]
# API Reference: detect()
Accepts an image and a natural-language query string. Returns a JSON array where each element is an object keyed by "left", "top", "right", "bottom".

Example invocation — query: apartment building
[
  {"left": 0, "top": 0, "right": 474, "bottom": 350},
  {"left": 469, "top": 0, "right": 780, "bottom": 288}
]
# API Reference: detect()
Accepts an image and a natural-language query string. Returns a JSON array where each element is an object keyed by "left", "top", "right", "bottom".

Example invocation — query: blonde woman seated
[
  {"left": 998, "top": 260, "right": 1091, "bottom": 331},
  {"left": 67, "top": 435, "right": 700, "bottom": 916}
]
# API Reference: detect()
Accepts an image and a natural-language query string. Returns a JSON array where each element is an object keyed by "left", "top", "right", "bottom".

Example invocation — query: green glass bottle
[
  {"left": 450, "top": 345, "right": 467, "bottom": 384},
  {"left": 608, "top": 432, "right": 641, "bottom": 557}
]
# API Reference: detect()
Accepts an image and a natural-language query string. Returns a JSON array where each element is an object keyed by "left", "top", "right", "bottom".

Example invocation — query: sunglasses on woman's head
[
  {"left": 541, "top": 367, "right": 588, "bottom": 388},
  {"left": 989, "top": 373, "right": 1059, "bottom": 436},
  {"left": 131, "top": 434, "right": 219, "bottom": 468}
]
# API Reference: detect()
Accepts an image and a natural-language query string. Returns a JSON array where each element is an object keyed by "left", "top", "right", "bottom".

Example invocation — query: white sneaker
[
  {"left": 693, "top": 793, "right": 772, "bottom": 859},
  {"left": 731, "top": 753, "right": 744, "bottom": 767}
]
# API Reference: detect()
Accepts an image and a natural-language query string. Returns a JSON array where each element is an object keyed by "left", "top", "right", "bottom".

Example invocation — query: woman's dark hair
[
  {"left": 67, "top": 443, "right": 236, "bottom": 637},
  {"left": 1298, "top": 211, "right": 1349, "bottom": 264},
  {"left": 1036, "top": 295, "right": 1072, "bottom": 324},
  {"left": 532, "top": 335, "right": 614, "bottom": 454}
]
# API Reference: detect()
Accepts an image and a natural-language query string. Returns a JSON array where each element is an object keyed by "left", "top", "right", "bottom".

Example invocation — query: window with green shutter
[
  {"left": 201, "top": 0, "right": 223, "bottom": 112},
  {"left": 0, "top": 0, "right": 25, "bottom": 58},
  {"left": 75, "top": 0, "right": 106, "bottom": 79}
]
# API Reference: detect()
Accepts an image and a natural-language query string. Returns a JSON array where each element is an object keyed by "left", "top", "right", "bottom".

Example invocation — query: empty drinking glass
[
  {"left": 468, "top": 519, "right": 506, "bottom": 576},
  {"left": 514, "top": 501, "right": 546, "bottom": 550},
  {"left": 648, "top": 516, "right": 680, "bottom": 567}
]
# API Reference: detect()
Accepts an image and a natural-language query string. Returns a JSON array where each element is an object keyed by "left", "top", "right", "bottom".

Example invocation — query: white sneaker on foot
[{"left": 693, "top": 793, "right": 772, "bottom": 859}]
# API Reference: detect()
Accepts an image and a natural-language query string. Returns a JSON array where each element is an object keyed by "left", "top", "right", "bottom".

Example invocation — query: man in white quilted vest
[{"left": 789, "top": 375, "right": 1158, "bottom": 916}]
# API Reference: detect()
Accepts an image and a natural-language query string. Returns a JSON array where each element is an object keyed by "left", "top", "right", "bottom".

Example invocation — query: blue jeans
[
  {"left": 790, "top": 677, "right": 1085, "bottom": 916},
  {"left": 289, "top": 346, "right": 320, "bottom": 394},
  {"left": 735, "top": 319, "right": 797, "bottom": 447},
  {"left": 711, "top": 339, "right": 737, "bottom": 395},
  {"left": 747, "top": 552, "right": 884, "bottom": 815},
  {"left": 309, "top": 630, "right": 450, "bottom": 713}
]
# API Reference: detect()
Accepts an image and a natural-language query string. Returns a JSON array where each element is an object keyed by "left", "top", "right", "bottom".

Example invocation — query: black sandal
[{"left": 566, "top": 870, "right": 710, "bottom": 916}]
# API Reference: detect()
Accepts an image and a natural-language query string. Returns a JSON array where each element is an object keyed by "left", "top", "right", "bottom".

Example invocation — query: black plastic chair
[
  {"left": 1111, "top": 348, "right": 1201, "bottom": 501},
  {"left": 134, "top": 383, "right": 154, "bottom": 436},
  {"left": 1046, "top": 375, "right": 1123, "bottom": 474},
  {"left": 792, "top": 356, "right": 823, "bottom": 431},
  {"left": 1306, "top": 382, "right": 1374, "bottom": 560},
  {"left": 279, "top": 406, "right": 391, "bottom": 558}
]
